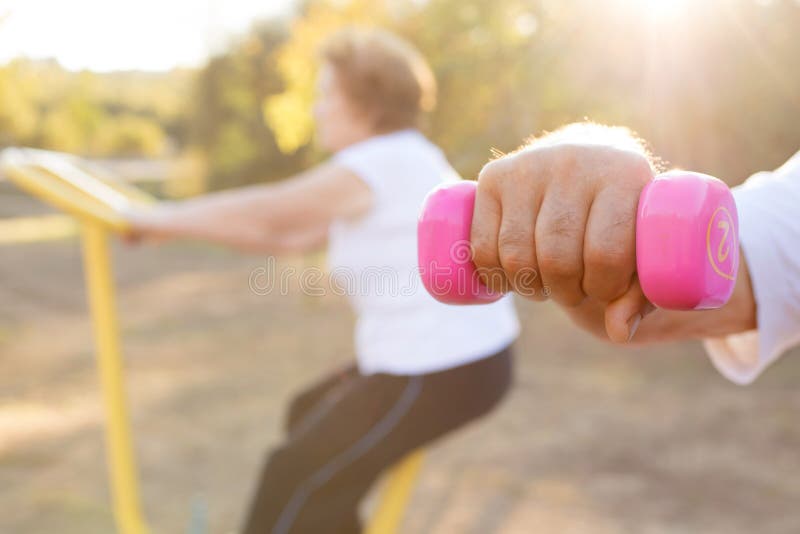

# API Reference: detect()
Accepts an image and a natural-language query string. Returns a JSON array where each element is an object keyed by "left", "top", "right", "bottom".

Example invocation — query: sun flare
[{"left": 629, "top": 0, "right": 693, "bottom": 22}]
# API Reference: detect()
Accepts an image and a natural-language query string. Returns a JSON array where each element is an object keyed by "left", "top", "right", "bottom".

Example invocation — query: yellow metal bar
[
  {"left": 81, "top": 222, "right": 148, "bottom": 534},
  {"left": 366, "top": 451, "right": 424, "bottom": 534},
  {"left": 0, "top": 214, "right": 78, "bottom": 244},
  {"left": 3, "top": 162, "right": 130, "bottom": 232},
  {"left": 1, "top": 148, "right": 155, "bottom": 234}
]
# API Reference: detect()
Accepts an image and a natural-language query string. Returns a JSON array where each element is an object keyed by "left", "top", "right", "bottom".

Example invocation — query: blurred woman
[{"left": 126, "top": 28, "right": 519, "bottom": 534}]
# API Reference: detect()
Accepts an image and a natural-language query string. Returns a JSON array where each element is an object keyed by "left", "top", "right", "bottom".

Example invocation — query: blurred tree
[
  {"left": 538, "top": 0, "right": 800, "bottom": 182},
  {"left": 1, "top": 0, "right": 798, "bottom": 189},
  {"left": 264, "top": 0, "right": 391, "bottom": 154},
  {"left": 263, "top": 0, "right": 552, "bottom": 174},
  {"left": 260, "top": 0, "right": 800, "bottom": 184},
  {"left": 99, "top": 114, "right": 168, "bottom": 157},
  {"left": 190, "top": 20, "right": 310, "bottom": 189},
  {"left": 0, "top": 62, "right": 39, "bottom": 145},
  {"left": 399, "top": 0, "right": 552, "bottom": 172},
  {"left": 0, "top": 58, "right": 187, "bottom": 158}
]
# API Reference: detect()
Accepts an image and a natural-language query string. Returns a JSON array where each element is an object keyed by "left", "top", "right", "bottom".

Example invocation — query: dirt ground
[{"left": 3, "top": 197, "right": 800, "bottom": 534}]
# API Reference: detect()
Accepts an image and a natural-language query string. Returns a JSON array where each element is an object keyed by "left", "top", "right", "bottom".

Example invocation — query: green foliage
[
  {"left": 1, "top": 0, "right": 799, "bottom": 188},
  {"left": 100, "top": 114, "right": 168, "bottom": 157},
  {"left": 0, "top": 59, "right": 189, "bottom": 158},
  {"left": 0, "top": 62, "right": 39, "bottom": 144},
  {"left": 188, "top": 21, "right": 311, "bottom": 189},
  {"left": 258, "top": 0, "right": 800, "bottom": 183}
]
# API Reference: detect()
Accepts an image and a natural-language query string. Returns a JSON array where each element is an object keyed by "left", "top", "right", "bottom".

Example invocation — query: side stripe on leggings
[
  {"left": 272, "top": 376, "right": 423, "bottom": 534},
  {"left": 288, "top": 377, "right": 361, "bottom": 442}
]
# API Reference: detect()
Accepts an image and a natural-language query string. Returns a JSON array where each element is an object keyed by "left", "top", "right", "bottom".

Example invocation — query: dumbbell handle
[{"left": 417, "top": 171, "right": 739, "bottom": 310}]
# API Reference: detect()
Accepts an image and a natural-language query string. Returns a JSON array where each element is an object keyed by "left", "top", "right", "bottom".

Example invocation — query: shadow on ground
[{"left": 2, "top": 224, "right": 800, "bottom": 533}]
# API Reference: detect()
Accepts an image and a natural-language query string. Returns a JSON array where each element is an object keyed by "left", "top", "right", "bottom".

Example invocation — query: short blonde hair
[{"left": 320, "top": 27, "right": 437, "bottom": 132}]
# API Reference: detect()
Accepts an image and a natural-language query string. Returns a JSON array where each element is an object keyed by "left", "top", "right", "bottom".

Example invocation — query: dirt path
[{"left": 2, "top": 239, "right": 800, "bottom": 533}]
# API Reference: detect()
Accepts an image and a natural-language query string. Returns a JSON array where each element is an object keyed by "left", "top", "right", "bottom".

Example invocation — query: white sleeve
[
  {"left": 704, "top": 151, "right": 800, "bottom": 384},
  {"left": 333, "top": 142, "right": 389, "bottom": 202}
]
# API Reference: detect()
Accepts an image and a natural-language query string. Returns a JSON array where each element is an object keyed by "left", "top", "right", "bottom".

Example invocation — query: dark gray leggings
[{"left": 241, "top": 346, "right": 514, "bottom": 534}]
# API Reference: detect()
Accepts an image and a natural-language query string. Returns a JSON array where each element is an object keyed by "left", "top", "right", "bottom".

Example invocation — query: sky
[{"left": 0, "top": 0, "right": 295, "bottom": 72}]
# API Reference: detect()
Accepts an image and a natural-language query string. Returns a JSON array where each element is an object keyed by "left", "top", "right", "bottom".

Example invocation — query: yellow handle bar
[{"left": 1, "top": 148, "right": 153, "bottom": 233}]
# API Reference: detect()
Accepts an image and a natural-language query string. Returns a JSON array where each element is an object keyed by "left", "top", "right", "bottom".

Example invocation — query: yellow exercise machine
[{"left": 0, "top": 148, "right": 422, "bottom": 534}]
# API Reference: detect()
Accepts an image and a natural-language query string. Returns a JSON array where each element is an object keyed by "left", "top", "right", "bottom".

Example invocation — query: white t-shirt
[
  {"left": 327, "top": 129, "right": 520, "bottom": 375},
  {"left": 704, "top": 150, "right": 800, "bottom": 384}
]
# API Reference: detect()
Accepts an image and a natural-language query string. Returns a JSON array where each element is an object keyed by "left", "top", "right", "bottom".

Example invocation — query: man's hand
[{"left": 471, "top": 124, "right": 656, "bottom": 342}]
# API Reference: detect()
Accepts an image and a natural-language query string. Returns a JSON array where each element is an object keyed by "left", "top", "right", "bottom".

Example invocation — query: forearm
[
  {"left": 132, "top": 183, "right": 319, "bottom": 253},
  {"left": 127, "top": 163, "right": 370, "bottom": 254}
]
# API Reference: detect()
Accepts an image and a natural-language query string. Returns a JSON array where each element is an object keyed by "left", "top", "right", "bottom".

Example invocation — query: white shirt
[
  {"left": 704, "top": 150, "right": 800, "bottom": 384},
  {"left": 328, "top": 129, "right": 520, "bottom": 375}
]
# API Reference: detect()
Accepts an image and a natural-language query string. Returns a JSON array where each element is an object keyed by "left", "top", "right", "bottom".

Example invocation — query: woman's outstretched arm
[{"left": 124, "top": 162, "right": 372, "bottom": 255}]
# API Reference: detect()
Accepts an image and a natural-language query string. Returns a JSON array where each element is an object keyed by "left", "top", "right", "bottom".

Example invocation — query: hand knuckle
[
  {"left": 585, "top": 244, "right": 630, "bottom": 273},
  {"left": 478, "top": 158, "right": 510, "bottom": 188},
  {"left": 621, "top": 153, "right": 655, "bottom": 186},
  {"left": 471, "top": 240, "right": 497, "bottom": 270},
  {"left": 499, "top": 246, "right": 533, "bottom": 275},
  {"left": 544, "top": 210, "right": 580, "bottom": 238},
  {"left": 538, "top": 249, "right": 579, "bottom": 280},
  {"left": 498, "top": 224, "right": 533, "bottom": 264}
]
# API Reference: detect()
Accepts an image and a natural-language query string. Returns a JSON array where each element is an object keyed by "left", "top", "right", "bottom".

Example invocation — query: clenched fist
[{"left": 470, "top": 124, "right": 656, "bottom": 342}]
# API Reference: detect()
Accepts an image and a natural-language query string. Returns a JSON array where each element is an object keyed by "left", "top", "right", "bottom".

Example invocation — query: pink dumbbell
[{"left": 418, "top": 171, "right": 739, "bottom": 310}]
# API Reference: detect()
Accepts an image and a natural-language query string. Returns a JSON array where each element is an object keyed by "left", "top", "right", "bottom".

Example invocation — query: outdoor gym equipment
[
  {"left": 1, "top": 148, "right": 422, "bottom": 534},
  {"left": 418, "top": 171, "right": 739, "bottom": 309}
]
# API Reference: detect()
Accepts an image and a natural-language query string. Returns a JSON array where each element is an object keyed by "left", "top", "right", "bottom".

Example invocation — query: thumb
[
  {"left": 121, "top": 232, "right": 142, "bottom": 246},
  {"left": 604, "top": 276, "right": 655, "bottom": 343}
]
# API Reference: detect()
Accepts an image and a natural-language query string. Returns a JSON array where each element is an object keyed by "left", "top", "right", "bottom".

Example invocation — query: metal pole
[
  {"left": 81, "top": 222, "right": 149, "bottom": 534},
  {"left": 365, "top": 451, "right": 425, "bottom": 534}
]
